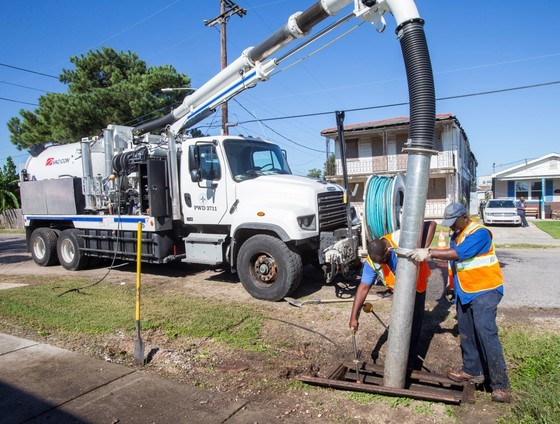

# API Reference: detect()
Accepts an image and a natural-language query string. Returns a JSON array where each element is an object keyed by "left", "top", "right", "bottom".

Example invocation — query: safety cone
[{"left": 437, "top": 228, "right": 447, "bottom": 249}]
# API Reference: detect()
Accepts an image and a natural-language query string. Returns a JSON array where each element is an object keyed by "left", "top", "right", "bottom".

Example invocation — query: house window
[
  {"left": 531, "top": 181, "right": 542, "bottom": 200},
  {"left": 371, "top": 135, "right": 383, "bottom": 157},
  {"left": 427, "top": 178, "right": 446, "bottom": 199},
  {"left": 346, "top": 139, "right": 358, "bottom": 160},
  {"left": 433, "top": 129, "right": 442, "bottom": 151},
  {"left": 515, "top": 181, "right": 542, "bottom": 200},
  {"left": 396, "top": 133, "right": 408, "bottom": 153},
  {"left": 515, "top": 182, "right": 528, "bottom": 199}
]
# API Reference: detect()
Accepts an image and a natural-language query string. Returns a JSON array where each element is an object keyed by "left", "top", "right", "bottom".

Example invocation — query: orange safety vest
[
  {"left": 366, "top": 231, "right": 430, "bottom": 293},
  {"left": 448, "top": 221, "right": 503, "bottom": 293}
]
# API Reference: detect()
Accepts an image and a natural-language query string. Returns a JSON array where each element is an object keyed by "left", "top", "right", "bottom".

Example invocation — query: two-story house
[{"left": 321, "top": 113, "right": 477, "bottom": 219}]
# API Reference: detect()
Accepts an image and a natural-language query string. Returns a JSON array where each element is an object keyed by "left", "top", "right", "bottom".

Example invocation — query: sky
[{"left": 1, "top": 0, "right": 559, "bottom": 179}]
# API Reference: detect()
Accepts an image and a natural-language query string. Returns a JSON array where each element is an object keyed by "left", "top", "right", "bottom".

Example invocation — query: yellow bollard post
[{"left": 133, "top": 221, "right": 145, "bottom": 365}]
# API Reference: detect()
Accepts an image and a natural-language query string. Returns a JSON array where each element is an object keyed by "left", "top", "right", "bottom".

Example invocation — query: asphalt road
[{"left": 1, "top": 229, "right": 559, "bottom": 308}]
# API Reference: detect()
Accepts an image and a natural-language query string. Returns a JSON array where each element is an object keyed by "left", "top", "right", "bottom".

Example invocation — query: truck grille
[{"left": 318, "top": 191, "right": 347, "bottom": 231}]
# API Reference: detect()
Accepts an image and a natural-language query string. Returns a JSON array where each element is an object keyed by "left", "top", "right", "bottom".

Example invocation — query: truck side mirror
[
  {"left": 190, "top": 169, "right": 201, "bottom": 182},
  {"left": 188, "top": 145, "right": 201, "bottom": 182}
]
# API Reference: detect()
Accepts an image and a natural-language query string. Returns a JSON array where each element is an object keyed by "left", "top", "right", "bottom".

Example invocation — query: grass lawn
[
  {"left": 0, "top": 278, "right": 266, "bottom": 352},
  {"left": 533, "top": 220, "right": 560, "bottom": 239}
]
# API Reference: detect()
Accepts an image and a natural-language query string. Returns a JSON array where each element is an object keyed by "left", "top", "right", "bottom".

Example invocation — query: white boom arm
[{"left": 133, "top": 0, "right": 421, "bottom": 137}]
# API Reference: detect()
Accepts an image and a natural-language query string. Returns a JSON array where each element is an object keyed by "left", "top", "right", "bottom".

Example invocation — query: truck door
[{"left": 180, "top": 142, "right": 228, "bottom": 225}]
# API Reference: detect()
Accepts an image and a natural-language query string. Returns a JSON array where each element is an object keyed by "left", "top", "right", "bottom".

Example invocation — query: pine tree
[{"left": 8, "top": 47, "right": 190, "bottom": 150}]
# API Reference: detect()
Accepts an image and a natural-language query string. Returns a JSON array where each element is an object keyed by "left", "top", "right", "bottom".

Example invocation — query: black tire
[
  {"left": 236, "top": 234, "right": 302, "bottom": 301},
  {"left": 56, "top": 229, "right": 89, "bottom": 271},
  {"left": 30, "top": 228, "right": 59, "bottom": 266}
]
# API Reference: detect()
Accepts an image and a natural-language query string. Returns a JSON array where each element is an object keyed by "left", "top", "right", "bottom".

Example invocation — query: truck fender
[
  {"left": 231, "top": 223, "right": 291, "bottom": 272},
  {"left": 233, "top": 223, "right": 290, "bottom": 242}
]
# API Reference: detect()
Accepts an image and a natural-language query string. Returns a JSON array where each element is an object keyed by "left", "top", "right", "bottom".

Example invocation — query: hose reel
[{"left": 363, "top": 174, "right": 405, "bottom": 240}]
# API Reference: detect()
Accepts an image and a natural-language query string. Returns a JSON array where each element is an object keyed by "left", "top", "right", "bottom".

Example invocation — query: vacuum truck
[
  {"left": 21, "top": 125, "right": 355, "bottom": 301},
  {"left": 19, "top": 0, "right": 433, "bottom": 303}
]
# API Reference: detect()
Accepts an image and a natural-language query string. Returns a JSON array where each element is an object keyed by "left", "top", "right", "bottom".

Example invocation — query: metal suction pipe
[{"left": 383, "top": 0, "right": 435, "bottom": 389}]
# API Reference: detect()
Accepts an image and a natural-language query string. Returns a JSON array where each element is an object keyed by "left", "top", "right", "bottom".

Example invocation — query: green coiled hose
[{"left": 364, "top": 175, "right": 402, "bottom": 240}]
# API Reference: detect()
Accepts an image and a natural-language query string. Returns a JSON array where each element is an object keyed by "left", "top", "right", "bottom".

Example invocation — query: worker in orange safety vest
[
  {"left": 349, "top": 221, "right": 436, "bottom": 370},
  {"left": 407, "top": 202, "right": 511, "bottom": 403}
]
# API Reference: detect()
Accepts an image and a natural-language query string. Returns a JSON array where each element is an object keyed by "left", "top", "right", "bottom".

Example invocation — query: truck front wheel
[
  {"left": 57, "top": 229, "right": 89, "bottom": 271},
  {"left": 237, "top": 234, "right": 302, "bottom": 301},
  {"left": 30, "top": 228, "right": 59, "bottom": 266}
]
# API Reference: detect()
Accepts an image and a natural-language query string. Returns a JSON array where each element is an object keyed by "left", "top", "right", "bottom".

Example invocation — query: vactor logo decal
[{"left": 45, "top": 157, "right": 71, "bottom": 166}]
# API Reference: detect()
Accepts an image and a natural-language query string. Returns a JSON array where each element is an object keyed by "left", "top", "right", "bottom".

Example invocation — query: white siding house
[
  {"left": 321, "top": 113, "right": 477, "bottom": 219},
  {"left": 491, "top": 153, "right": 560, "bottom": 218}
]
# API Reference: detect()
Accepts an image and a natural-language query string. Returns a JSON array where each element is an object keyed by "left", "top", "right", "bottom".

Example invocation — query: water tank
[{"left": 23, "top": 141, "right": 106, "bottom": 181}]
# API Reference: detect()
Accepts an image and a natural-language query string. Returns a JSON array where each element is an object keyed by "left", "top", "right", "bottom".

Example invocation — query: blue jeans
[{"left": 456, "top": 290, "right": 510, "bottom": 390}]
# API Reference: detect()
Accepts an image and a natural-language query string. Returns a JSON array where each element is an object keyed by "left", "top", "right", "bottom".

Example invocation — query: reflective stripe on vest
[{"left": 454, "top": 221, "right": 503, "bottom": 293}]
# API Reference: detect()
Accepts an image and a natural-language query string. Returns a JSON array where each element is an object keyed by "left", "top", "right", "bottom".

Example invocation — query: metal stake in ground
[
  {"left": 134, "top": 221, "right": 145, "bottom": 365},
  {"left": 350, "top": 327, "right": 361, "bottom": 384},
  {"left": 284, "top": 296, "right": 379, "bottom": 307}
]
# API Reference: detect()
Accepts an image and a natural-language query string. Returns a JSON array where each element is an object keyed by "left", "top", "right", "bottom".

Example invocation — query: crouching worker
[
  {"left": 407, "top": 202, "right": 511, "bottom": 403},
  {"left": 349, "top": 221, "right": 435, "bottom": 370}
]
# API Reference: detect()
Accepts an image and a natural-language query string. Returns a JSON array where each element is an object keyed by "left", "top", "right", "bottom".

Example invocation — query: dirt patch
[{"left": 1, "top": 259, "right": 558, "bottom": 422}]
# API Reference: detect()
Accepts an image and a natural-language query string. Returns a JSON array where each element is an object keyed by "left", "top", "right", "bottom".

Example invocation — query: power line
[
  {"left": 0, "top": 153, "right": 29, "bottom": 161},
  {"left": 0, "top": 62, "right": 59, "bottom": 79},
  {"left": 0, "top": 80, "right": 50, "bottom": 93},
  {"left": 437, "top": 80, "right": 560, "bottom": 101},
  {"left": 0, "top": 97, "right": 38, "bottom": 106},
  {"left": 233, "top": 99, "right": 324, "bottom": 153},
  {"left": 3, "top": 76, "right": 559, "bottom": 145},
  {"left": 236, "top": 80, "right": 560, "bottom": 125}
]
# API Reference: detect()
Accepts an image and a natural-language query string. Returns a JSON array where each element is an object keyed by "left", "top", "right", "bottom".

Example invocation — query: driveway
[
  {"left": 1, "top": 227, "right": 559, "bottom": 308},
  {"left": 487, "top": 220, "right": 560, "bottom": 247}
]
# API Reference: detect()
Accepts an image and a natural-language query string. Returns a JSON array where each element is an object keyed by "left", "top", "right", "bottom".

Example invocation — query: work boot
[
  {"left": 377, "top": 289, "right": 393, "bottom": 299},
  {"left": 491, "top": 388, "right": 512, "bottom": 403},
  {"left": 447, "top": 369, "right": 485, "bottom": 384}
]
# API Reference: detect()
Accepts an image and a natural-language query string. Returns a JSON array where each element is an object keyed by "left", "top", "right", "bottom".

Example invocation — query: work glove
[{"left": 406, "top": 248, "right": 431, "bottom": 262}]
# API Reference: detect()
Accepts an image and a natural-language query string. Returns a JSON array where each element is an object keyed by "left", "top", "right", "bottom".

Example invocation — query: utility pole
[
  {"left": 325, "top": 138, "right": 330, "bottom": 176},
  {"left": 205, "top": 0, "right": 246, "bottom": 135}
]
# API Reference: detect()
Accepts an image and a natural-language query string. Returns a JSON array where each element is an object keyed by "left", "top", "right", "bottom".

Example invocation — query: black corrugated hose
[{"left": 397, "top": 19, "right": 435, "bottom": 149}]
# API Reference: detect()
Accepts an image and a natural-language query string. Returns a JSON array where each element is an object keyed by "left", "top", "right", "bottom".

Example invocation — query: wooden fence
[{"left": 0, "top": 209, "right": 23, "bottom": 229}]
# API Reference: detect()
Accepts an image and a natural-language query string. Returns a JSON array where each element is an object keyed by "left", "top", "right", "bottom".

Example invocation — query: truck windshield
[{"left": 223, "top": 138, "right": 292, "bottom": 182}]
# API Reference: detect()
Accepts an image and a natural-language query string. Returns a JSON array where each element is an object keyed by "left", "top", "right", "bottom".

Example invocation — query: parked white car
[{"left": 482, "top": 199, "right": 522, "bottom": 226}]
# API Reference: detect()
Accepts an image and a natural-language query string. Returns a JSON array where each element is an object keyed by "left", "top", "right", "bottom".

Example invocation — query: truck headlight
[{"left": 297, "top": 214, "right": 316, "bottom": 231}]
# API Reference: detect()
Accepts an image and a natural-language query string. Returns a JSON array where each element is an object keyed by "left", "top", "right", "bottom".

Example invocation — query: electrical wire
[
  {"left": 0, "top": 97, "right": 38, "bottom": 106},
  {"left": 233, "top": 99, "right": 324, "bottom": 153},
  {"left": 235, "top": 80, "right": 560, "bottom": 125},
  {"left": 0, "top": 62, "right": 58, "bottom": 79},
  {"left": 0, "top": 80, "right": 50, "bottom": 93}
]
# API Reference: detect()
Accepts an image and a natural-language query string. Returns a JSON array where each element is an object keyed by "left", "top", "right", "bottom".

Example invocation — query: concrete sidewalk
[
  {"left": 0, "top": 333, "right": 300, "bottom": 424},
  {"left": 486, "top": 219, "right": 560, "bottom": 247}
]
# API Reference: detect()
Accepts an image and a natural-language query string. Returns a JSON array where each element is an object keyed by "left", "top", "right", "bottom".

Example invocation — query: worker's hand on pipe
[
  {"left": 406, "top": 248, "right": 431, "bottom": 262},
  {"left": 349, "top": 319, "right": 359, "bottom": 333}
]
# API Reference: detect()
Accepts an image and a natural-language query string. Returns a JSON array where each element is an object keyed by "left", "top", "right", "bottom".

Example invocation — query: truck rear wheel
[
  {"left": 237, "top": 234, "right": 302, "bottom": 301},
  {"left": 57, "top": 229, "right": 89, "bottom": 271},
  {"left": 30, "top": 228, "right": 59, "bottom": 266}
]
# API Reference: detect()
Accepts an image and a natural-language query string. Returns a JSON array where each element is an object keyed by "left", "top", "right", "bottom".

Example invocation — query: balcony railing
[
  {"left": 333, "top": 151, "right": 455, "bottom": 176},
  {"left": 353, "top": 199, "right": 448, "bottom": 220}
]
